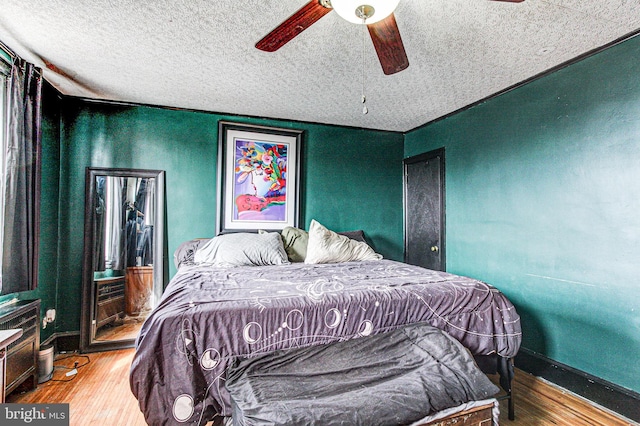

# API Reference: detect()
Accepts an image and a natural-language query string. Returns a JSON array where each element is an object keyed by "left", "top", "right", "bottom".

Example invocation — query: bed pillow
[
  {"left": 281, "top": 226, "right": 309, "bottom": 263},
  {"left": 173, "top": 238, "right": 210, "bottom": 269},
  {"left": 305, "top": 220, "right": 382, "bottom": 264},
  {"left": 338, "top": 229, "right": 367, "bottom": 243},
  {"left": 194, "top": 232, "right": 290, "bottom": 267},
  {"left": 281, "top": 227, "right": 370, "bottom": 262}
]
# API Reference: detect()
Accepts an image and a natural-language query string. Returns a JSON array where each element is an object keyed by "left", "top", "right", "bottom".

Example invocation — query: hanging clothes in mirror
[{"left": 125, "top": 178, "right": 154, "bottom": 267}]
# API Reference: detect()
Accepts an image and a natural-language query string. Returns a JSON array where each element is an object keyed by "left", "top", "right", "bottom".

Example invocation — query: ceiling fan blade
[
  {"left": 490, "top": 0, "right": 524, "bottom": 3},
  {"left": 256, "top": 0, "right": 332, "bottom": 52},
  {"left": 367, "top": 13, "right": 409, "bottom": 75}
]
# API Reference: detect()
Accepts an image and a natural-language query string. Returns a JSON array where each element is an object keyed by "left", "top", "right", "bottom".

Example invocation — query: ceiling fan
[{"left": 256, "top": 0, "right": 525, "bottom": 76}]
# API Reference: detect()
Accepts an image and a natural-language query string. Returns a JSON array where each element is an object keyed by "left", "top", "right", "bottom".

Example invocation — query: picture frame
[{"left": 216, "top": 121, "right": 303, "bottom": 234}]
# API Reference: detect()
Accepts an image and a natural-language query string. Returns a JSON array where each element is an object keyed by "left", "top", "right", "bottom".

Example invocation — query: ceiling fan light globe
[{"left": 331, "top": 0, "right": 400, "bottom": 24}]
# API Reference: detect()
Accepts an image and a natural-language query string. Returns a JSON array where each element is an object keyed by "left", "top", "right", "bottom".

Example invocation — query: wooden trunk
[{"left": 415, "top": 402, "right": 495, "bottom": 426}]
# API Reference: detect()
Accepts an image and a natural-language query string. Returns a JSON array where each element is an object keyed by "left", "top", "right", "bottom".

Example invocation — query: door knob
[{"left": 430, "top": 246, "right": 439, "bottom": 252}]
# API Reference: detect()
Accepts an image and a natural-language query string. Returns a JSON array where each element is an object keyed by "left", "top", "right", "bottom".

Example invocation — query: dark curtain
[
  {"left": 125, "top": 212, "right": 141, "bottom": 267},
  {"left": 0, "top": 58, "right": 42, "bottom": 295}
]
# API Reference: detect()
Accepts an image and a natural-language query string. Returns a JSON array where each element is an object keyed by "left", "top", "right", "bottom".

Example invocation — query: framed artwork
[{"left": 217, "top": 121, "right": 303, "bottom": 234}]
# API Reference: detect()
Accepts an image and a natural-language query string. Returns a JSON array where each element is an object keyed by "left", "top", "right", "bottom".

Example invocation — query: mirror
[{"left": 80, "top": 167, "right": 166, "bottom": 352}]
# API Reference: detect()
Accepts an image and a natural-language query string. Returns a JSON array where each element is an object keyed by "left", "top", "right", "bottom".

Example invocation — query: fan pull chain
[{"left": 361, "top": 12, "right": 368, "bottom": 115}]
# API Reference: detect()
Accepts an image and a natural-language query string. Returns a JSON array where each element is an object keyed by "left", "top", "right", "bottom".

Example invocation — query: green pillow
[{"left": 281, "top": 227, "right": 308, "bottom": 262}]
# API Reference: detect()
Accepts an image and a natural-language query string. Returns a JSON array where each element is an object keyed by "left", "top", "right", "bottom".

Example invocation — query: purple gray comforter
[{"left": 130, "top": 259, "right": 521, "bottom": 425}]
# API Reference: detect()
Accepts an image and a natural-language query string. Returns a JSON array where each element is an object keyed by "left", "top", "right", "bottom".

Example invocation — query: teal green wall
[
  {"left": 0, "top": 81, "right": 61, "bottom": 343},
  {"left": 55, "top": 99, "right": 404, "bottom": 333},
  {"left": 405, "top": 35, "right": 640, "bottom": 393}
]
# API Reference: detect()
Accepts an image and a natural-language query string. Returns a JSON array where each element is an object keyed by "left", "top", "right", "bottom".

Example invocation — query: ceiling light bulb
[{"left": 331, "top": 0, "right": 400, "bottom": 25}]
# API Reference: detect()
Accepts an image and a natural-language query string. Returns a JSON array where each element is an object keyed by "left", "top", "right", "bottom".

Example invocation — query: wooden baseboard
[{"left": 515, "top": 348, "right": 640, "bottom": 423}]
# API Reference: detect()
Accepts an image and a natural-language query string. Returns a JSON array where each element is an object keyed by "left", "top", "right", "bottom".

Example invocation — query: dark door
[{"left": 404, "top": 148, "right": 445, "bottom": 271}]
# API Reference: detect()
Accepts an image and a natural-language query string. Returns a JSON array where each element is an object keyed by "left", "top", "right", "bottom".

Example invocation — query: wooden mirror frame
[{"left": 80, "top": 167, "right": 166, "bottom": 353}]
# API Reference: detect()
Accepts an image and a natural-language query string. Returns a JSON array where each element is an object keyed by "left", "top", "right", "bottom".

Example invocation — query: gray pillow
[
  {"left": 173, "top": 238, "right": 210, "bottom": 269},
  {"left": 194, "top": 232, "right": 290, "bottom": 267},
  {"left": 337, "top": 229, "right": 367, "bottom": 243}
]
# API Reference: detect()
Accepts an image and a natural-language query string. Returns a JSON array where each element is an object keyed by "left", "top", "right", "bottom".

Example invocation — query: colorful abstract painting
[{"left": 217, "top": 122, "right": 302, "bottom": 233}]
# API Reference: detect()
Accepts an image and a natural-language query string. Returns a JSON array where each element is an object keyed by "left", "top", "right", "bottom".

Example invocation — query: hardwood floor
[
  {"left": 94, "top": 320, "right": 143, "bottom": 342},
  {"left": 489, "top": 373, "right": 637, "bottom": 425},
  {"left": 6, "top": 348, "right": 637, "bottom": 425},
  {"left": 7, "top": 349, "right": 147, "bottom": 426}
]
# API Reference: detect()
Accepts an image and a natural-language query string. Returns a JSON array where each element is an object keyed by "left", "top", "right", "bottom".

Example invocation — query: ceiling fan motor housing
[
  {"left": 356, "top": 5, "right": 375, "bottom": 21},
  {"left": 330, "top": 0, "right": 400, "bottom": 24}
]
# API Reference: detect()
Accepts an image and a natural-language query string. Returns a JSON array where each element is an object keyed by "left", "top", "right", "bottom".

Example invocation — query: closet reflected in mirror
[{"left": 81, "top": 167, "right": 165, "bottom": 352}]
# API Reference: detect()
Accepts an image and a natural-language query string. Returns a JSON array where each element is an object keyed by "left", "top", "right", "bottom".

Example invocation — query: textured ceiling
[{"left": 1, "top": 0, "right": 639, "bottom": 132}]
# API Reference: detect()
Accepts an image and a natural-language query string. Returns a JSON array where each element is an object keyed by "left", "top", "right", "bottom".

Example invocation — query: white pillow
[
  {"left": 304, "top": 220, "right": 382, "bottom": 264},
  {"left": 194, "top": 232, "right": 290, "bottom": 267}
]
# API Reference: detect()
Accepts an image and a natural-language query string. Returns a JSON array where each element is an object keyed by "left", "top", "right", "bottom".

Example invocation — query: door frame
[{"left": 403, "top": 147, "right": 446, "bottom": 270}]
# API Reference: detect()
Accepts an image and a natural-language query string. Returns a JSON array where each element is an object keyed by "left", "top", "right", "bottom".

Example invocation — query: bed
[{"left": 130, "top": 220, "right": 521, "bottom": 425}]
